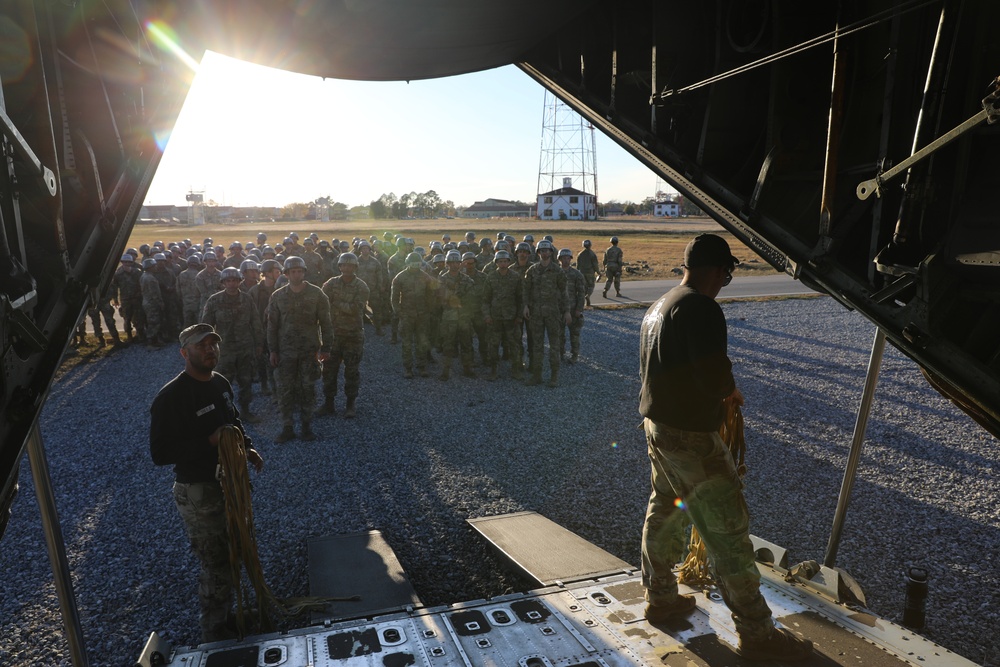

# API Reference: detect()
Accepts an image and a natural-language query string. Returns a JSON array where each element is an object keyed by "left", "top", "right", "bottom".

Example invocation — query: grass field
[{"left": 127, "top": 216, "right": 774, "bottom": 281}]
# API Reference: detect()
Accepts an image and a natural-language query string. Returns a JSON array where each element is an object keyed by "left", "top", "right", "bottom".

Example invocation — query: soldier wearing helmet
[
  {"left": 576, "top": 239, "right": 600, "bottom": 306},
  {"left": 390, "top": 252, "right": 436, "bottom": 378},
  {"left": 386, "top": 238, "right": 412, "bottom": 343},
  {"left": 177, "top": 253, "right": 204, "bottom": 328},
  {"left": 267, "top": 255, "right": 333, "bottom": 442},
  {"left": 300, "top": 237, "right": 325, "bottom": 284},
  {"left": 482, "top": 249, "right": 523, "bottom": 379},
  {"left": 196, "top": 251, "right": 223, "bottom": 315},
  {"left": 522, "top": 240, "right": 571, "bottom": 387},
  {"left": 476, "top": 238, "right": 494, "bottom": 271},
  {"left": 437, "top": 250, "right": 476, "bottom": 380},
  {"left": 201, "top": 267, "right": 265, "bottom": 422},
  {"left": 603, "top": 236, "right": 624, "bottom": 298},
  {"left": 111, "top": 253, "right": 144, "bottom": 343},
  {"left": 153, "top": 253, "right": 182, "bottom": 340},
  {"left": 461, "top": 251, "right": 491, "bottom": 369},
  {"left": 140, "top": 256, "right": 166, "bottom": 348},
  {"left": 558, "top": 248, "right": 587, "bottom": 363},
  {"left": 239, "top": 260, "right": 260, "bottom": 293},
  {"left": 355, "top": 240, "right": 386, "bottom": 336},
  {"left": 318, "top": 252, "right": 369, "bottom": 418},
  {"left": 248, "top": 259, "right": 283, "bottom": 397},
  {"left": 256, "top": 232, "right": 267, "bottom": 245}
]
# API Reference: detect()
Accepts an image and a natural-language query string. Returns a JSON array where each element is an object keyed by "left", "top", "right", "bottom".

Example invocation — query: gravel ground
[{"left": 0, "top": 296, "right": 997, "bottom": 666}]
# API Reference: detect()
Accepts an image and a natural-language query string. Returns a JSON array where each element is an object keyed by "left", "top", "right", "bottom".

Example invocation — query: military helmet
[
  {"left": 338, "top": 252, "right": 359, "bottom": 266},
  {"left": 610, "top": 236, "right": 619, "bottom": 243},
  {"left": 415, "top": 246, "right": 426, "bottom": 257},
  {"left": 283, "top": 236, "right": 294, "bottom": 244},
  {"left": 261, "top": 245, "right": 274, "bottom": 255},
  {"left": 432, "top": 253, "right": 445, "bottom": 264},
  {"left": 283, "top": 256, "right": 306, "bottom": 272},
  {"left": 461, "top": 251, "right": 477, "bottom": 261},
  {"left": 358, "top": 239, "right": 371, "bottom": 249},
  {"left": 126, "top": 247, "right": 138, "bottom": 258},
  {"left": 203, "top": 237, "right": 213, "bottom": 246},
  {"left": 139, "top": 243, "right": 150, "bottom": 256},
  {"left": 583, "top": 239, "right": 592, "bottom": 247},
  {"left": 220, "top": 267, "right": 241, "bottom": 281},
  {"left": 558, "top": 248, "right": 573, "bottom": 259},
  {"left": 303, "top": 237, "right": 315, "bottom": 246},
  {"left": 187, "top": 254, "right": 202, "bottom": 266},
  {"left": 260, "top": 259, "right": 281, "bottom": 274},
  {"left": 318, "top": 240, "right": 331, "bottom": 248},
  {"left": 496, "top": 241, "right": 509, "bottom": 252},
  {"left": 256, "top": 232, "right": 267, "bottom": 242},
  {"left": 515, "top": 242, "right": 531, "bottom": 253},
  {"left": 494, "top": 250, "right": 511, "bottom": 261},
  {"left": 289, "top": 232, "right": 299, "bottom": 240},
  {"left": 229, "top": 241, "right": 242, "bottom": 249},
  {"left": 141, "top": 258, "right": 156, "bottom": 270},
  {"left": 153, "top": 252, "right": 167, "bottom": 261},
  {"left": 405, "top": 251, "right": 423, "bottom": 266},
  {"left": 465, "top": 231, "right": 476, "bottom": 239},
  {"left": 245, "top": 241, "right": 256, "bottom": 250},
  {"left": 120, "top": 254, "right": 134, "bottom": 263},
  {"left": 524, "top": 234, "right": 534, "bottom": 242},
  {"left": 497, "top": 231, "right": 507, "bottom": 240},
  {"left": 240, "top": 259, "right": 259, "bottom": 273},
  {"left": 445, "top": 250, "right": 462, "bottom": 263},
  {"left": 203, "top": 251, "right": 218, "bottom": 261},
  {"left": 535, "top": 240, "right": 554, "bottom": 252},
  {"left": 543, "top": 235, "right": 554, "bottom": 243},
  {"left": 311, "top": 232, "right": 320, "bottom": 240},
  {"left": 396, "top": 237, "right": 408, "bottom": 248},
  {"left": 480, "top": 238, "right": 493, "bottom": 247}
]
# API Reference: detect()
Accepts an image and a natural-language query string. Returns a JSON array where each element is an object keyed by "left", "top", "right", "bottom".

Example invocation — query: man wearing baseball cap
[
  {"left": 637, "top": 234, "right": 812, "bottom": 661},
  {"left": 149, "top": 323, "right": 264, "bottom": 642}
]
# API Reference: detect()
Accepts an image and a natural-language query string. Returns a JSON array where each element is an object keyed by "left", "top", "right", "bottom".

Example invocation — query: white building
[
  {"left": 654, "top": 200, "right": 681, "bottom": 217},
  {"left": 537, "top": 177, "right": 596, "bottom": 221}
]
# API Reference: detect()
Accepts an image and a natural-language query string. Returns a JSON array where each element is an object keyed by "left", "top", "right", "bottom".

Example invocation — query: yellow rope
[
  {"left": 676, "top": 403, "right": 746, "bottom": 586},
  {"left": 216, "top": 426, "right": 359, "bottom": 638}
]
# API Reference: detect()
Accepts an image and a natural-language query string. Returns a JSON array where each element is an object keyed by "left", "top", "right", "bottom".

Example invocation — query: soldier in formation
[{"left": 319, "top": 252, "right": 369, "bottom": 418}]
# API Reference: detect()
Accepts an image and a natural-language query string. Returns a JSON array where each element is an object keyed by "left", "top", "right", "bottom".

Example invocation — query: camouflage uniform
[
  {"left": 386, "top": 248, "right": 408, "bottom": 341},
  {"left": 390, "top": 265, "right": 435, "bottom": 376},
  {"left": 483, "top": 268, "right": 524, "bottom": 378},
  {"left": 510, "top": 258, "right": 533, "bottom": 367},
  {"left": 196, "top": 267, "right": 222, "bottom": 314},
  {"left": 356, "top": 253, "right": 385, "bottom": 331},
  {"left": 562, "top": 264, "right": 587, "bottom": 360},
  {"left": 522, "top": 260, "right": 569, "bottom": 384},
  {"left": 87, "top": 284, "right": 120, "bottom": 345},
  {"left": 141, "top": 269, "right": 165, "bottom": 345},
  {"left": 201, "top": 290, "right": 264, "bottom": 414},
  {"left": 177, "top": 266, "right": 201, "bottom": 328},
  {"left": 111, "top": 262, "right": 143, "bottom": 341},
  {"left": 302, "top": 249, "right": 326, "bottom": 285},
  {"left": 437, "top": 270, "right": 476, "bottom": 377},
  {"left": 321, "top": 274, "right": 369, "bottom": 408},
  {"left": 156, "top": 266, "right": 181, "bottom": 339},
  {"left": 603, "top": 243, "right": 624, "bottom": 295},
  {"left": 463, "top": 266, "right": 491, "bottom": 366},
  {"left": 247, "top": 280, "right": 276, "bottom": 394},
  {"left": 267, "top": 282, "right": 333, "bottom": 430},
  {"left": 576, "top": 246, "right": 600, "bottom": 303}
]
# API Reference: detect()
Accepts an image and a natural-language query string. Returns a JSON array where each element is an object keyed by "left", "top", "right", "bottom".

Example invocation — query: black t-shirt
[
  {"left": 149, "top": 371, "right": 251, "bottom": 484},
  {"left": 639, "top": 284, "right": 735, "bottom": 431}
]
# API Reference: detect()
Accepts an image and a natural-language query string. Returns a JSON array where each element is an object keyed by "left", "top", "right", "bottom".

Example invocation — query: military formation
[{"left": 106, "top": 230, "right": 620, "bottom": 439}]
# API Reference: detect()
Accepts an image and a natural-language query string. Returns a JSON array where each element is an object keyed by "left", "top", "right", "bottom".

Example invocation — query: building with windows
[
  {"left": 537, "top": 177, "right": 596, "bottom": 220},
  {"left": 653, "top": 200, "right": 681, "bottom": 217},
  {"left": 463, "top": 198, "right": 534, "bottom": 218}
]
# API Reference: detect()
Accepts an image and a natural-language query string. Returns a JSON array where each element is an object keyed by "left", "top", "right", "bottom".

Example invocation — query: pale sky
[{"left": 145, "top": 52, "right": 668, "bottom": 209}]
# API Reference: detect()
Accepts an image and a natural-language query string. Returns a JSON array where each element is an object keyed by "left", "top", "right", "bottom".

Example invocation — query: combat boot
[
  {"left": 317, "top": 397, "right": 337, "bottom": 415},
  {"left": 439, "top": 358, "right": 451, "bottom": 381},
  {"left": 404, "top": 367, "right": 414, "bottom": 379},
  {"left": 300, "top": 422, "right": 317, "bottom": 441},
  {"left": 110, "top": 331, "right": 124, "bottom": 348},
  {"left": 585, "top": 296, "right": 591, "bottom": 307},
  {"left": 344, "top": 398, "right": 356, "bottom": 418},
  {"left": 616, "top": 291, "right": 623, "bottom": 297},
  {"left": 570, "top": 352, "right": 579, "bottom": 364},
  {"left": 126, "top": 330, "right": 134, "bottom": 343},
  {"left": 96, "top": 335, "right": 106, "bottom": 348},
  {"left": 548, "top": 368, "right": 559, "bottom": 388},
  {"left": 602, "top": 289, "right": 608, "bottom": 298},
  {"left": 275, "top": 424, "right": 296, "bottom": 443},
  {"left": 240, "top": 404, "right": 262, "bottom": 424},
  {"left": 525, "top": 369, "right": 542, "bottom": 386},
  {"left": 511, "top": 363, "right": 524, "bottom": 380}
]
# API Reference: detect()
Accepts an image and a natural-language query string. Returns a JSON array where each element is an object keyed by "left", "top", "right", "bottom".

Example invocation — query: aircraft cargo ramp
[{"left": 138, "top": 513, "right": 972, "bottom": 667}]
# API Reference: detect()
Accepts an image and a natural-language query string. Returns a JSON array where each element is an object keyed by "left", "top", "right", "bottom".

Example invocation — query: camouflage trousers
[
  {"left": 172, "top": 482, "right": 234, "bottom": 643},
  {"left": 398, "top": 313, "right": 429, "bottom": 372},
  {"left": 528, "top": 313, "right": 562, "bottom": 373},
  {"left": 468, "top": 316, "right": 490, "bottom": 364},
  {"left": 489, "top": 318, "right": 523, "bottom": 370},
  {"left": 87, "top": 302, "right": 118, "bottom": 338},
  {"left": 143, "top": 301, "right": 164, "bottom": 342},
  {"left": 641, "top": 418, "right": 774, "bottom": 641},
  {"left": 276, "top": 352, "right": 320, "bottom": 424},
  {"left": 216, "top": 351, "right": 255, "bottom": 408},
  {"left": 121, "top": 296, "right": 144, "bottom": 339},
  {"left": 440, "top": 316, "right": 473, "bottom": 368},
  {"left": 584, "top": 276, "right": 596, "bottom": 299},
  {"left": 561, "top": 313, "right": 584, "bottom": 356},
  {"left": 604, "top": 268, "right": 621, "bottom": 293},
  {"left": 323, "top": 336, "right": 364, "bottom": 399},
  {"left": 182, "top": 301, "right": 200, "bottom": 329}
]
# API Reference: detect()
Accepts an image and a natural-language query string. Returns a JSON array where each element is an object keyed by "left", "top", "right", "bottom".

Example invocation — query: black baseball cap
[{"left": 683, "top": 234, "right": 741, "bottom": 269}]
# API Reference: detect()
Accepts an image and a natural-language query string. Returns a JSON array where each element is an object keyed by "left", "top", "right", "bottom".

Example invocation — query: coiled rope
[
  {"left": 216, "top": 425, "right": 359, "bottom": 637},
  {"left": 676, "top": 403, "right": 747, "bottom": 586}
]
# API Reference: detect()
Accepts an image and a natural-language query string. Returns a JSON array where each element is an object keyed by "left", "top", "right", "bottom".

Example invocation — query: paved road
[{"left": 590, "top": 272, "right": 819, "bottom": 307}]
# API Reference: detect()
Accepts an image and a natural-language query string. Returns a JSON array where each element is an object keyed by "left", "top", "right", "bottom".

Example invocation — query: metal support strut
[
  {"left": 824, "top": 327, "right": 886, "bottom": 568},
  {"left": 27, "top": 424, "right": 90, "bottom": 667}
]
